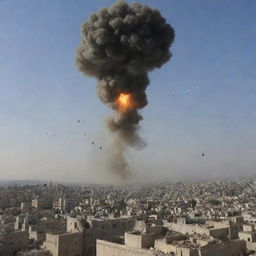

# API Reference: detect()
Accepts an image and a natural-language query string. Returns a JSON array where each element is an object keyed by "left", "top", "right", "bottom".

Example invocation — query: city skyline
[{"left": 0, "top": 0, "right": 256, "bottom": 183}]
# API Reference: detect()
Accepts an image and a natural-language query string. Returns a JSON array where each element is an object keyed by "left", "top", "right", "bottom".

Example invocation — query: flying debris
[
  {"left": 77, "top": 120, "right": 80, "bottom": 123},
  {"left": 92, "top": 141, "right": 94, "bottom": 145},
  {"left": 202, "top": 153, "right": 205, "bottom": 157},
  {"left": 100, "top": 146, "right": 102, "bottom": 150},
  {"left": 76, "top": 0, "right": 175, "bottom": 179}
]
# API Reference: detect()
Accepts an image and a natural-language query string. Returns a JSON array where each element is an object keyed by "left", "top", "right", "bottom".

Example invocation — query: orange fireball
[
  {"left": 118, "top": 93, "right": 130, "bottom": 106},
  {"left": 117, "top": 93, "right": 134, "bottom": 111}
]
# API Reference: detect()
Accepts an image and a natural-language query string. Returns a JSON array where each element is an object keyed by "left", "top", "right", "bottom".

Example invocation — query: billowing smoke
[{"left": 76, "top": 0, "right": 175, "bottom": 179}]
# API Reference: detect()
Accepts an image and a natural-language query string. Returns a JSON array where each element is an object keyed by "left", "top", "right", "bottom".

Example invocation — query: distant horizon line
[{"left": 0, "top": 174, "right": 255, "bottom": 186}]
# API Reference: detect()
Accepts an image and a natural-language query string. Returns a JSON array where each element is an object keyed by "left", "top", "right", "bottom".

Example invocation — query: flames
[
  {"left": 117, "top": 93, "right": 133, "bottom": 111},
  {"left": 118, "top": 93, "right": 130, "bottom": 106}
]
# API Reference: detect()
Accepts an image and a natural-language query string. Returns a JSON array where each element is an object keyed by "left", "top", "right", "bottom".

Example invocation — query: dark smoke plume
[{"left": 76, "top": 0, "right": 175, "bottom": 179}]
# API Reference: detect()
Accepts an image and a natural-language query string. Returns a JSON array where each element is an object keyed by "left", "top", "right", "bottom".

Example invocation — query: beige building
[
  {"left": 238, "top": 231, "right": 256, "bottom": 243},
  {"left": 53, "top": 196, "right": 79, "bottom": 212},
  {"left": 21, "top": 201, "right": 31, "bottom": 211},
  {"left": 44, "top": 232, "right": 82, "bottom": 256},
  {"left": 32, "top": 197, "right": 52, "bottom": 209},
  {"left": 97, "top": 229, "right": 246, "bottom": 256},
  {"left": 235, "top": 222, "right": 256, "bottom": 253},
  {"left": 124, "top": 225, "right": 163, "bottom": 250},
  {"left": 165, "top": 217, "right": 243, "bottom": 241},
  {"left": 97, "top": 240, "right": 154, "bottom": 256},
  {"left": 44, "top": 215, "right": 136, "bottom": 256}
]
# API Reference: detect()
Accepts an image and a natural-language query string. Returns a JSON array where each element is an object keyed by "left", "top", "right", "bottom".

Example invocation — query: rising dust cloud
[{"left": 76, "top": 0, "right": 175, "bottom": 179}]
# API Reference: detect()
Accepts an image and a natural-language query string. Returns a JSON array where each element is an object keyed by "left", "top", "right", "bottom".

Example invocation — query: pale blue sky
[{"left": 0, "top": 0, "right": 255, "bottom": 183}]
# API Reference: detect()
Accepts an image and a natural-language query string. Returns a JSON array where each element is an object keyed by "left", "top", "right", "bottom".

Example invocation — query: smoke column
[{"left": 76, "top": 0, "right": 175, "bottom": 179}]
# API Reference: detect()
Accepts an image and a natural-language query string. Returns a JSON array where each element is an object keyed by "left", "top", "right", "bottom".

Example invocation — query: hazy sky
[{"left": 0, "top": 0, "right": 255, "bottom": 184}]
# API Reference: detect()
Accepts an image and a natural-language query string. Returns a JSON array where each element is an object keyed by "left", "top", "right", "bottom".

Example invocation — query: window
[{"left": 248, "top": 238, "right": 251, "bottom": 242}]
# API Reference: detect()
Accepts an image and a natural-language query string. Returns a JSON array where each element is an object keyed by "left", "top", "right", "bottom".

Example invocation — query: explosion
[
  {"left": 76, "top": 0, "right": 175, "bottom": 179},
  {"left": 117, "top": 93, "right": 132, "bottom": 111},
  {"left": 118, "top": 93, "right": 130, "bottom": 107}
]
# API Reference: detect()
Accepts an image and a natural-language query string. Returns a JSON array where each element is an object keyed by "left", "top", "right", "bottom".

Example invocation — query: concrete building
[
  {"left": 44, "top": 232, "right": 82, "bottom": 256},
  {"left": 21, "top": 202, "right": 31, "bottom": 211},
  {"left": 164, "top": 217, "right": 243, "bottom": 241},
  {"left": 44, "top": 215, "right": 136, "bottom": 256},
  {"left": 32, "top": 197, "right": 53, "bottom": 210},
  {"left": 53, "top": 196, "right": 79, "bottom": 213},
  {"left": 97, "top": 240, "right": 155, "bottom": 256},
  {"left": 28, "top": 218, "right": 66, "bottom": 243},
  {"left": 239, "top": 231, "right": 256, "bottom": 243},
  {"left": 97, "top": 228, "right": 246, "bottom": 256}
]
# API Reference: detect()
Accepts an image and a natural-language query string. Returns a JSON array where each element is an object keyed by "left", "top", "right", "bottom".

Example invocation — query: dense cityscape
[
  {"left": 0, "top": 177, "right": 255, "bottom": 255},
  {"left": 1, "top": 0, "right": 255, "bottom": 256}
]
